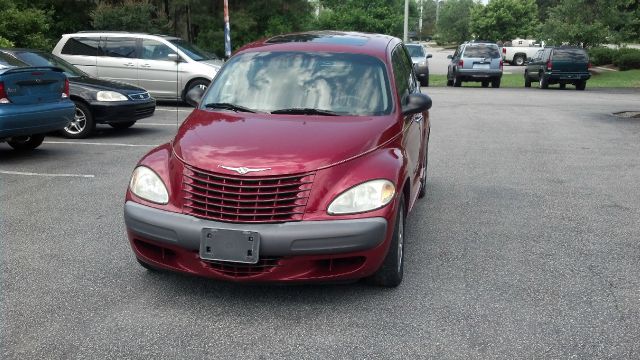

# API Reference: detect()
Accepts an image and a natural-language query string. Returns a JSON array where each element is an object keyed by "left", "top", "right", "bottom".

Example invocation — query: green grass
[{"left": 429, "top": 70, "right": 640, "bottom": 88}]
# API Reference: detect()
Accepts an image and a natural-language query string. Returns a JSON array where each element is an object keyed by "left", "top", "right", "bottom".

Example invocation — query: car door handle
[
  {"left": 124, "top": 62, "right": 135, "bottom": 67},
  {"left": 414, "top": 114, "right": 423, "bottom": 123},
  {"left": 140, "top": 64, "right": 151, "bottom": 68}
]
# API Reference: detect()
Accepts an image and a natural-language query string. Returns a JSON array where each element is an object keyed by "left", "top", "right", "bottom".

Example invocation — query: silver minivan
[{"left": 53, "top": 32, "right": 223, "bottom": 101}]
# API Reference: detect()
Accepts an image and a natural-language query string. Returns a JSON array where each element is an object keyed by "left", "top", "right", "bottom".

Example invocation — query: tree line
[{"left": 0, "top": 0, "right": 638, "bottom": 55}]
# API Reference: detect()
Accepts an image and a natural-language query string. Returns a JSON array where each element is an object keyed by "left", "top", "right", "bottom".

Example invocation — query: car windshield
[
  {"left": 553, "top": 49, "right": 588, "bottom": 62},
  {"left": 169, "top": 39, "right": 218, "bottom": 61},
  {"left": 406, "top": 45, "right": 425, "bottom": 57},
  {"left": 463, "top": 44, "right": 500, "bottom": 58},
  {"left": 202, "top": 51, "right": 392, "bottom": 116},
  {"left": 11, "top": 51, "right": 86, "bottom": 77}
]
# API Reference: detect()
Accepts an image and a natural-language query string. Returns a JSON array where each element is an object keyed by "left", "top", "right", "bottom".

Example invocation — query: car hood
[
  {"left": 411, "top": 56, "right": 426, "bottom": 64},
  {"left": 69, "top": 76, "right": 146, "bottom": 94},
  {"left": 172, "top": 109, "right": 400, "bottom": 175},
  {"left": 200, "top": 59, "right": 223, "bottom": 68}
]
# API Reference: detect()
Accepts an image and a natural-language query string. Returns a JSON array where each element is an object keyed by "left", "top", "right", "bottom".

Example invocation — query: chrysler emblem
[{"left": 218, "top": 165, "right": 271, "bottom": 175}]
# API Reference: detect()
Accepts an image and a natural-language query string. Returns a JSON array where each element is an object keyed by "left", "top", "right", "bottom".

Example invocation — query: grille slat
[{"left": 182, "top": 165, "right": 314, "bottom": 223}]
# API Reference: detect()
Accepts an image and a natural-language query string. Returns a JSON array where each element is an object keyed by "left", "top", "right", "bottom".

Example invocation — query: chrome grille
[
  {"left": 182, "top": 165, "right": 314, "bottom": 223},
  {"left": 128, "top": 92, "right": 150, "bottom": 100}
]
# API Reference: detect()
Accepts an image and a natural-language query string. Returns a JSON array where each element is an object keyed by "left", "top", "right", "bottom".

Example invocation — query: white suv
[{"left": 53, "top": 32, "right": 223, "bottom": 101}]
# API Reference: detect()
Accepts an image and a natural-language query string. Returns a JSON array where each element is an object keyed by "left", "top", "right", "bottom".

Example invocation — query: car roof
[
  {"left": 235, "top": 31, "right": 398, "bottom": 59},
  {"left": 63, "top": 31, "right": 181, "bottom": 41}
]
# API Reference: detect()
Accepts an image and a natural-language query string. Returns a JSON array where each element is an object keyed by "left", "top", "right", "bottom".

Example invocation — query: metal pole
[
  {"left": 403, "top": 0, "right": 409, "bottom": 42},
  {"left": 224, "top": 0, "right": 231, "bottom": 58},
  {"left": 419, "top": 0, "right": 423, "bottom": 41}
]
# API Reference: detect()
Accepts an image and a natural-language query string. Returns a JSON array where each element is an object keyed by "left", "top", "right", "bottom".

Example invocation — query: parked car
[
  {"left": 52, "top": 32, "right": 223, "bottom": 102},
  {"left": 501, "top": 38, "right": 544, "bottom": 66},
  {"left": 1, "top": 49, "right": 156, "bottom": 138},
  {"left": 524, "top": 47, "right": 591, "bottom": 90},
  {"left": 124, "top": 31, "right": 432, "bottom": 287},
  {"left": 0, "top": 53, "right": 74, "bottom": 150},
  {"left": 447, "top": 41, "right": 503, "bottom": 88},
  {"left": 405, "top": 43, "right": 432, "bottom": 87}
]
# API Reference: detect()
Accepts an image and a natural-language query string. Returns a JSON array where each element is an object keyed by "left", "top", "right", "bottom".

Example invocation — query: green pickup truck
[{"left": 524, "top": 47, "right": 591, "bottom": 90}]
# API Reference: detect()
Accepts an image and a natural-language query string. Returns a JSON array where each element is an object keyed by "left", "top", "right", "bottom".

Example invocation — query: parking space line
[
  {"left": 44, "top": 141, "right": 158, "bottom": 147},
  {"left": 0, "top": 170, "right": 95, "bottom": 178}
]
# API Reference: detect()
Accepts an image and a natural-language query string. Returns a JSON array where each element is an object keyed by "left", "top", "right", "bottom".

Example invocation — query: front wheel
[
  {"left": 7, "top": 135, "right": 45, "bottom": 151},
  {"left": 109, "top": 121, "right": 136, "bottom": 129},
  {"left": 367, "top": 197, "right": 406, "bottom": 287},
  {"left": 183, "top": 79, "right": 210, "bottom": 104}
]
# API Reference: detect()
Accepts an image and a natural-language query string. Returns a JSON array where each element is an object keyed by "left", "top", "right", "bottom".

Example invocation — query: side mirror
[
  {"left": 167, "top": 53, "right": 182, "bottom": 63},
  {"left": 426, "top": 54, "right": 433, "bottom": 59},
  {"left": 402, "top": 93, "right": 432, "bottom": 115},
  {"left": 447, "top": 55, "right": 453, "bottom": 59},
  {"left": 185, "top": 86, "right": 205, "bottom": 107}
]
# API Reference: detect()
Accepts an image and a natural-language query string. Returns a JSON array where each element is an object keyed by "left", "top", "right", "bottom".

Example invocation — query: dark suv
[
  {"left": 447, "top": 41, "right": 503, "bottom": 88},
  {"left": 524, "top": 47, "right": 590, "bottom": 90}
]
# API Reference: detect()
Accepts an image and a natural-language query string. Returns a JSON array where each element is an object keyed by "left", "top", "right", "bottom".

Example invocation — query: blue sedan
[{"left": 0, "top": 52, "right": 75, "bottom": 150}]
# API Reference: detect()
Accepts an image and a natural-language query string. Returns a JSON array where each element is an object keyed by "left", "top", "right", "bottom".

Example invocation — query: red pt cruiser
[{"left": 124, "top": 31, "right": 431, "bottom": 287}]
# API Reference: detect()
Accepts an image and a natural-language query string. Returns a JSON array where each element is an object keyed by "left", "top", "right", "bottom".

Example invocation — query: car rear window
[
  {"left": 0, "top": 52, "right": 28, "bottom": 67},
  {"left": 553, "top": 49, "right": 588, "bottom": 62},
  {"left": 204, "top": 51, "right": 392, "bottom": 116},
  {"left": 463, "top": 45, "right": 500, "bottom": 58},
  {"left": 61, "top": 37, "right": 102, "bottom": 56},
  {"left": 406, "top": 45, "right": 425, "bottom": 57}
]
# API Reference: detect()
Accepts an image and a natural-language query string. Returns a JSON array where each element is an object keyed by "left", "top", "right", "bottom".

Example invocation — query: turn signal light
[
  {"left": 546, "top": 59, "right": 552, "bottom": 71},
  {"left": 62, "top": 78, "right": 69, "bottom": 98}
]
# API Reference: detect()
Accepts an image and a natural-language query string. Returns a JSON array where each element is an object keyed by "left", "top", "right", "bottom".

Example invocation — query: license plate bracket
[{"left": 200, "top": 228, "right": 260, "bottom": 264}]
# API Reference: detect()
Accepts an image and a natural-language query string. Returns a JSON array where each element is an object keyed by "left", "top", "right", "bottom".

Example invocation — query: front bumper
[
  {"left": 125, "top": 201, "right": 390, "bottom": 282},
  {"left": 89, "top": 99, "right": 156, "bottom": 124}
]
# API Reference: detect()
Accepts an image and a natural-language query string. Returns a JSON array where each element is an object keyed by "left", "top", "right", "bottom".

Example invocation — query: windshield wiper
[
  {"left": 203, "top": 102, "right": 256, "bottom": 113},
  {"left": 271, "top": 108, "right": 339, "bottom": 116}
]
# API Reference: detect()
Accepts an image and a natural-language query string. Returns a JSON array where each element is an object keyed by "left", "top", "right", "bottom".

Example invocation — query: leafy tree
[
  {"left": 0, "top": 0, "right": 54, "bottom": 49},
  {"left": 470, "top": 0, "right": 540, "bottom": 42},
  {"left": 535, "top": 0, "right": 561, "bottom": 21},
  {"left": 0, "top": 37, "right": 14, "bottom": 48},
  {"left": 91, "top": 0, "right": 170, "bottom": 33},
  {"left": 543, "top": 0, "right": 609, "bottom": 47},
  {"left": 315, "top": 0, "right": 416, "bottom": 38},
  {"left": 436, "top": 0, "right": 476, "bottom": 44},
  {"left": 417, "top": 0, "right": 438, "bottom": 39}
]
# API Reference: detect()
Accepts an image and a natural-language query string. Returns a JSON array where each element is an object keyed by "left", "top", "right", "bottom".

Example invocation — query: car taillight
[
  {"left": 458, "top": 59, "right": 464, "bottom": 67},
  {"left": 0, "top": 82, "right": 9, "bottom": 104},
  {"left": 546, "top": 59, "right": 552, "bottom": 71},
  {"left": 502, "top": 47, "right": 506, "bottom": 54},
  {"left": 499, "top": 60, "right": 503, "bottom": 70},
  {"left": 62, "top": 78, "right": 69, "bottom": 98},
  {"left": 588, "top": 62, "right": 592, "bottom": 69}
]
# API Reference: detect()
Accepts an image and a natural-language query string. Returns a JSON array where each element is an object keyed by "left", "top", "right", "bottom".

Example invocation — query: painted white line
[
  {"left": 0, "top": 170, "right": 95, "bottom": 178},
  {"left": 155, "top": 107, "right": 193, "bottom": 112},
  {"left": 44, "top": 141, "right": 158, "bottom": 147},
  {"left": 137, "top": 123, "right": 179, "bottom": 126}
]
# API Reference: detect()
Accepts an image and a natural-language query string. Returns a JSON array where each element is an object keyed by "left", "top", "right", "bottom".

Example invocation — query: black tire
[
  {"left": 7, "top": 135, "right": 45, "bottom": 151},
  {"left": 481, "top": 81, "right": 489, "bottom": 88},
  {"left": 137, "top": 258, "right": 159, "bottom": 272},
  {"left": 367, "top": 197, "right": 406, "bottom": 287},
  {"left": 109, "top": 121, "right": 137, "bottom": 129},
  {"left": 576, "top": 81, "right": 586, "bottom": 90},
  {"left": 524, "top": 72, "right": 531, "bottom": 88},
  {"left": 492, "top": 78, "right": 501, "bottom": 88},
  {"left": 446, "top": 78, "right": 453, "bottom": 86},
  {"left": 61, "top": 101, "right": 95, "bottom": 139},
  {"left": 539, "top": 73, "right": 549, "bottom": 89},
  {"left": 183, "top": 79, "right": 210, "bottom": 104},
  {"left": 514, "top": 55, "right": 525, "bottom": 66},
  {"left": 559, "top": 83, "right": 566, "bottom": 89},
  {"left": 453, "top": 76, "right": 462, "bottom": 87}
]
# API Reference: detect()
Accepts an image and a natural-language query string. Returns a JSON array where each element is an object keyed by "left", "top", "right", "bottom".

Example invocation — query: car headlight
[
  {"left": 96, "top": 91, "right": 128, "bottom": 102},
  {"left": 327, "top": 179, "right": 395, "bottom": 215},
  {"left": 129, "top": 166, "right": 169, "bottom": 204}
]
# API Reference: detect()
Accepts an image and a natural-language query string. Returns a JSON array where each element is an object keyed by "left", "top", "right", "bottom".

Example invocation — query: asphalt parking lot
[{"left": 2, "top": 87, "right": 640, "bottom": 358}]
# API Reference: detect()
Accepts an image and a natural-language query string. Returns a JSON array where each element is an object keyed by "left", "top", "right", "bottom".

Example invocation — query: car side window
[
  {"left": 101, "top": 37, "right": 138, "bottom": 59},
  {"left": 141, "top": 39, "right": 176, "bottom": 61},
  {"left": 391, "top": 46, "right": 410, "bottom": 104},
  {"left": 61, "top": 37, "right": 102, "bottom": 56},
  {"left": 400, "top": 46, "right": 418, "bottom": 94}
]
